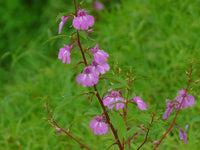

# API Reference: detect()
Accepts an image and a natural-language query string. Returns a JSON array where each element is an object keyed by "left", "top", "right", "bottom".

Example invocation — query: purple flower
[
  {"left": 90, "top": 44, "right": 109, "bottom": 64},
  {"left": 179, "top": 124, "right": 189, "bottom": 145},
  {"left": 94, "top": 1, "right": 104, "bottom": 11},
  {"left": 103, "top": 91, "right": 124, "bottom": 110},
  {"left": 58, "top": 44, "right": 74, "bottom": 64},
  {"left": 72, "top": 10, "right": 94, "bottom": 30},
  {"left": 162, "top": 99, "right": 177, "bottom": 119},
  {"left": 89, "top": 116, "right": 108, "bottom": 135},
  {"left": 59, "top": 16, "right": 69, "bottom": 34},
  {"left": 130, "top": 94, "right": 147, "bottom": 110},
  {"left": 92, "top": 60, "right": 110, "bottom": 74},
  {"left": 174, "top": 89, "right": 195, "bottom": 109},
  {"left": 76, "top": 66, "right": 99, "bottom": 87}
]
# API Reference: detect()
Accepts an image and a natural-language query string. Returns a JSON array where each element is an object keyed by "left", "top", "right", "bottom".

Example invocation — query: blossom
[
  {"left": 89, "top": 116, "right": 108, "bottom": 135},
  {"left": 94, "top": 1, "right": 104, "bottom": 11},
  {"left": 174, "top": 89, "right": 195, "bottom": 109},
  {"left": 91, "top": 44, "right": 109, "bottom": 64},
  {"left": 179, "top": 124, "right": 189, "bottom": 145},
  {"left": 72, "top": 10, "right": 94, "bottom": 30},
  {"left": 162, "top": 99, "right": 177, "bottom": 119},
  {"left": 58, "top": 44, "right": 74, "bottom": 64},
  {"left": 76, "top": 66, "right": 99, "bottom": 87},
  {"left": 130, "top": 94, "right": 147, "bottom": 110},
  {"left": 103, "top": 91, "right": 124, "bottom": 110},
  {"left": 59, "top": 16, "right": 69, "bottom": 34},
  {"left": 92, "top": 60, "right": 110, "bottom": 74}
]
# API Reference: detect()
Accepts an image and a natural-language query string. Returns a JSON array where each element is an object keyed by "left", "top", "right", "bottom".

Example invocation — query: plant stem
[
  {"left": 154, "top": 62, "right": 193, "bottom": 150},
  {"left": 73, "top": 1, "right": 123, "bottom": 149}
]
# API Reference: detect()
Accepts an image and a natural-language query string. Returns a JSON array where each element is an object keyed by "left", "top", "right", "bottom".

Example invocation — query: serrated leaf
[
  {"left": 103, "top": 75, "right": 130, "bottom": 89},
  {"left": 68, "top": 114, "right": 94, "bottom": 128},
  {"left": 110, "top": 112, "right": 126, "bottom": 140}
]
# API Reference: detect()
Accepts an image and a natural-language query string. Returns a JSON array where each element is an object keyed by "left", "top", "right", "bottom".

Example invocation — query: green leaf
[
  {"left": 110, "top": 111, "right": 126, "bottom": 140},
  {"left": 124, "top": 126, "right": 141, "bottom": 138},
  {"left": 43, "top": 35, "right": 70, "bottom": 45},
  {"left": 103, "top": 75, "right": 130, "bottom": 89}
]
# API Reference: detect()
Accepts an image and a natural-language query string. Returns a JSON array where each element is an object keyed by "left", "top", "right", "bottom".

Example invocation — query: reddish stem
[
  {"left": 122, "top": 74, "right": 131, "bottom": 148},
  {"left": 154, "top": 63, "right": 193, "bottom": 150}
]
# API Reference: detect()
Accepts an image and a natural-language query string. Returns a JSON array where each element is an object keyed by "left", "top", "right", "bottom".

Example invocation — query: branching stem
[{"left": 154, "top": 62, "right": 193, "bottom": 149}]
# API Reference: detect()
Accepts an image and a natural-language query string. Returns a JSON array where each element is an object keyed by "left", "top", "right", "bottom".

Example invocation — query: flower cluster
[
  {"left": 163, "top": 89, "right": 195, "bottom": 119},
  {"left": 57, "top": 9, "right": 109, "bottom": 87},
  {"left": 57, "top": 8, "right": 110, "bottom": 135},
  {"left": 76, "top": 44, "right": 109, "bottom": 87}
]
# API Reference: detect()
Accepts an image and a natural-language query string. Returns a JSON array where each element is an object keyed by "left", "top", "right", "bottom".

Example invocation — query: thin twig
[{"left": 137, "top": 113, "right": 155, "bottom": 150}]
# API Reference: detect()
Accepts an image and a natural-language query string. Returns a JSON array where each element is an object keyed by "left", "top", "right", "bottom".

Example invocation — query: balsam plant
[{"left": 45, "top": 1, "right": 196, "bottom": 149}]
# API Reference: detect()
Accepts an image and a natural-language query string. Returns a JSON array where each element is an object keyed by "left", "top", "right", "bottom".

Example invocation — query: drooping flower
[
  {"left": 103, "top": 91, "right": 124, "bottom": 110},
  {"left": 133, "top": 124, "right": 145, "bottom": 142},
  {"left": 162, "top": 99, "right": 177, "bottom": 119},
  {"left": 76, "top": 66, "right": 99, "bottom": 87},
  {"left": 55, "top": 126, "right": 61, "bottom": 133},
  {"left": 174, "top": 89, "right": 195, "bottom": 109},
  {"left": 130, "top": 94, "right": 147, "bottom": 110},
  {"left": 92, "top": 60, "right": 110, "bottom": 74},
  {"left": 72, "top": 9, "right": 94, "bottom": 30},
  {"left": 90, "top": 44, "right": 109, "bottom": 64},
  {"left": 94, "top": 1, "right": 104, "bottom": 11},
  {"left": 58, "top": 44, "right": 74, "bottom": 64},
  {"left": 89, "top": 116, "right": 108, "bottom": 135},
  {"left": 179, "top": 124, "right": 189, "bottom": 145},
  {"left": 59, "top": 16, "right": 70, "bottom": 34}
]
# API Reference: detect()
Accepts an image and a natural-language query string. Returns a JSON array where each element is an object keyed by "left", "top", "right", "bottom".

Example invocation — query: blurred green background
[{"left": 0, "top": 0, "right": 199, "bottom": 149}]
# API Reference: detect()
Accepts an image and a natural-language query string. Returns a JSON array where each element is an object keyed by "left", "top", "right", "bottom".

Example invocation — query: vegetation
[{"left": 0, "top": 0, "right": 199, "bottom": 149}]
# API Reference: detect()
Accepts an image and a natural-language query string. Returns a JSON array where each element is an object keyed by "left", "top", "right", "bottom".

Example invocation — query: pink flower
[
  {"left": 90, "top": 44, "right": 109, "bottom": 64},
  {"left": 89, "top": 116, "right": 108, "bottom": 135},
  {"left": 76, "top": 66, "right": 99, "bottom": 87},
  {"left": 72, "top": 10, "right": 94, "bottom": 30},
  {"left": 58, "top": 44, "right": 74, "bottom": 64},
  {"left": 130, "top": 94, "right": 147, "bottom": 110},
  {"left": 174, "top": 89, "right": 195, "bottom": 109},
  {"left": 162, "top": 99, "right": 177, "bottom": 119},
  {"left": 59, "top": 16, "right": 69, "bottom": 34},
  {"left": 179, "top": 124, "right": 189, "bottom": 145},
  {"left": 94, "top": 1, "right": 104, "bottom": 11},
  {"left": 92, "top": 60, "right": 110, "bottom": 74},
  {"left": 103, "top": 91, "right": 124, "bottom": 110}
]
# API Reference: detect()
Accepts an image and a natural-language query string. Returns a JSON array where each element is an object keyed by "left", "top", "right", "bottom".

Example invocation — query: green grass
[{"left": 0, "top": 0, "right": 200, "bottom": 149}]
